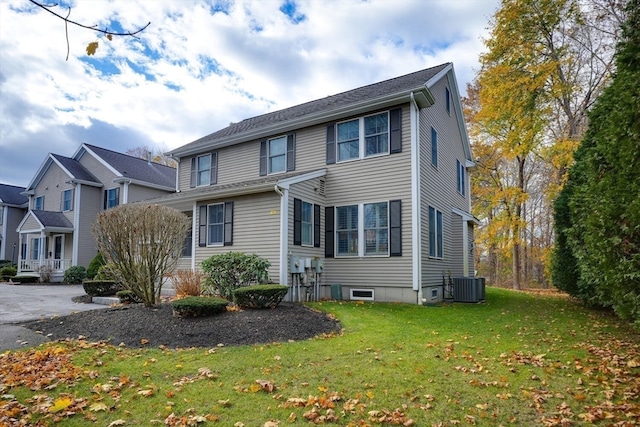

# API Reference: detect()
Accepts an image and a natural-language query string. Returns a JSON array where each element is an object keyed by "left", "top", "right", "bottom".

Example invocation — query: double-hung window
[
  {"left": 269, "top": 136, "right": 287, "bottom": 173},
  {"left": 34, "top": 195, "right": 44, "bottom": 211},
  {"left": 456, "top": 159, "right": 466, "bottom": 195},
  {"left": 207, "top": 203, "right": 225, "bottom": 246},
  {"left": 190, "top": 152, "right": 218, "bottom": 187},
  {"left": 104, "top": 188, "right": 119, "bottom": 209},
  {"left": 31, "top": 237, "right": 40, "bottom": 260},
  {"left": 301, "top": 201, "right": 313, "bottom": 246},
  {"left": 336, "top": 205, "right": 359, "bottom": 256},
  {"left": 364, "top": 202, "right": 388, "bottom": 255},
  {"left": 260, "top": 134, "right": 295, "bottom": 175},
  {"left": 61, "top": 189, "right": 73, "bottom": 211},
  {"left": 197, "top": 154, "right": 212, "bottom": 186},
  {"left": 428, "top": 206, "right": 443, "bottom": 258},
  {"left": 337, "top": 112, "right": 389, "bottom": 162},
  {"left": 431, "top": 127, "right": 438, "bottom": 168}
]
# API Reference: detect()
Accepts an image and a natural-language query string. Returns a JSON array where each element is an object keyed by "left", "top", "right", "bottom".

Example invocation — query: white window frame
[
  {"left": 363, "top": 201, "right": 389, "bottom": 256},
  {"left": 207, "top": 203, "right": 224, "bottom": 246},
  {"left": 196, "top": 153, "right": 212, "bottom": 187},
  {"left": 429, "top": 206, "right": 443, "bottom": 259},
  {"left": 431, "top": 127, "right": 438, "bottom": 168},
  {"left": 336, "top": 201, "right": 390, "bottom": 258},
  {"left": 456, "top": 159, "right": 466, "bottom": 195},
  {"left": 62, "top": 189, "right": 73, "bottom": 211},
  {"left": 34, "top": 195, "right": 44, "bottom": 211},
  {"left": 301, "top": 200, "right": 313, "bottom": 246},
  {"left": 267, "top": 135, "right": 287, "bottom": 174},
  {"left": 336, "top": 111, "right": 390, "bottom": 163}
]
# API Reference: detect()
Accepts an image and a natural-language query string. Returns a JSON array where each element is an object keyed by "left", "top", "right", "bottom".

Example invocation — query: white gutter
[
  {"left": 191, "top": 201, "right": 197, "bottom": 270},
  {"left": 410, "top": 93, "right": 423, "bottom": 305}
]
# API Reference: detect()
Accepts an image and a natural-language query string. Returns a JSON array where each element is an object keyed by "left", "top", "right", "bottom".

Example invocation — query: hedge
[
  {"left": 172, "top": 296, "right": 229, "bottom": 317},
  {"left": 233, "top": 284, "right": 288, "bottom": 309},
  {"left": 83, "top": 280, "right": 120, "bottom": 296}
]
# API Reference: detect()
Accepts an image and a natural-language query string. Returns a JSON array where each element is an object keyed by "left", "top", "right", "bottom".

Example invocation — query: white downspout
[
  {"left": 275, "top": 185, "right": 288, "bottom": 284},
  {"left": 274, "top": 184, "right": 288, "bottom": 285},
  {"left": 410, "top": 93, "right": 424, "bottom": 305},
  {"left": 191, "top": 202, "right": 197, "bottom": 270}
]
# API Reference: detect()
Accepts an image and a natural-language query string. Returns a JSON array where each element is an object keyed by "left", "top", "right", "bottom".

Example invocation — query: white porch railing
[{"left": 19, "top": 259, "right": 72, "bottom": 273}]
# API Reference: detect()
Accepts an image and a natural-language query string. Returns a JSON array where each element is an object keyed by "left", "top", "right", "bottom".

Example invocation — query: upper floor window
[
  {"left": 61, "top": 189, "right": 73, "bottom": 211},
  {"left": 456, "top": 159, "right": 466, "bottom": 195},
  {"left": 34, "top": 195, "right": 44, "bottom": 211},
  {"left": 445, "top": 87, "right": 451, "bottom": 115},
  {"left": 337, "top": 112, "right": 389, "bottom": 162},
  {"left": 428, "top": 206, "right": 443, "bottom": 258},
  {"left": 431, "top": 127, "right": 438, "bottom": 168},
  {"left": 190, "top": 152, "right": 218, "bottom": 187},
  {"left": 327, "top": 108, "right": 402, "bottom": 164},
  {"left": 260, "top": 135, "right": 295, "bottom": 176},
  {"left": 104, "top": 188, "right": 119, "bottom": 209}
]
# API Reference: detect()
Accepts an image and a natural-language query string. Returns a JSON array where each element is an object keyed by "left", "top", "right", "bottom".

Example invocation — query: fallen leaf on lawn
[
  {"left": 89, "top": 402, "right": 108, "bottom": 412},
  {"left": 108, "top": 420, "right": 126, "bottom": 427},
  {"left": 49, "top": 396, "right": 73, "bottom": 413},
  {"left": 138, "top": 389, "right": 154, "bottom": 397},
  {"left": 256, "top": 379, "right": 276, "bottom": 393}
]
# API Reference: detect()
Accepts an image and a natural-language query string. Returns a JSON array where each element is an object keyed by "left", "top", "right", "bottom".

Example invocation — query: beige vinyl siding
[
  {"left": 77, "top": 151, "right": 119, "bottom": 186},
  {"left": 320, "top": 105, "right": 415, "bottom": 302},
  {"left": 127, "top": 185, "right": 173, "bottom": 203},
  {"left": 419, "top": 75, "right": 471, "bottom": 287},
  {"left": 194, "top": 191, "right": 281, "bottom": 282},
  {"left": 21, "top": 215, "right": 41, "bottom": 231},
  {"left": 32, "top": 163, "right": 74, "bottom": 213},
  {"left": 75, "top": 185, "right": 102, "bottom": 267}
]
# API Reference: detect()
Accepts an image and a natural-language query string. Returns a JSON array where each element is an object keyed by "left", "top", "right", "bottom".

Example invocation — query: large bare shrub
[
  {"left": 92, "top": 204, "right": 190, "bottom": 306},
  {"left": 170, "top": 269, "right": 204, "bottom": 297}
]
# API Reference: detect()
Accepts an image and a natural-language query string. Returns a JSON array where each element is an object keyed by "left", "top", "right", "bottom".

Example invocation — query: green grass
[{"left": 2, "top": 287, "right": 639, "bottom": 426}]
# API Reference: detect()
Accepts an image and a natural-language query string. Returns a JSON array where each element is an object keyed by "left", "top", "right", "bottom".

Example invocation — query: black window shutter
[
  {"left": 198, "top": 205, "right": 207, "bottom": 247},
  {"left": 389, "top": 199, "right": 402, "bottom": 256},
  {"left": 190, "top": 157, "right": 196, "bottom": 188},
  {"left": 293, "top": 198, "right": 302, "bottom": 246},
  {"left": 103, "top": 190, "right": 107, "bottom": 209},
  {"left": 390, "top": 108, "right": 402, "bottom": 154},
  {"left": 286, "top": 134, "right": 296, "bottom": 172},
  {"left": 314, "top": 204, "right": 321, "bottom": 248},
  {"left": 259, "top": 141, "right": 267, "bottom": 176},
  {"left": 326, "top": 124, "right": 336, "bottom": 164},
  {"left": 325, "top": 206, "right": 334, "bottom": 258},
  {"left": 210, "top": 152, "right": 218, "bottom": 185},
  {"left": 223, "top": 201, "right": 234, "bottom": 246}
]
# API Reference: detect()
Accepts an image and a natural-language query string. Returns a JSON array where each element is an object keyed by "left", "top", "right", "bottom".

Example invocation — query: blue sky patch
[
  {"left": 210, "top": 0, "right": 232, "bottom": 15},
  {"left": 280, "top": 0, "right": 307, "bottom": 24},
  {"left": 81, "top": 57, "right": 121, "bottom": 77}
]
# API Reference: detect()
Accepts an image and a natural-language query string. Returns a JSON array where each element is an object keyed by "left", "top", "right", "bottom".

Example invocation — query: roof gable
[
  {"left": 0, "top": 183, "right": 28, "bottom": 206},
  {"left": 26, "top": 154, "right": 100, "bottom": 191},
  {"left": 79, "top": 144, "right": 176, "bottom": 190},
  {"left": 170, "top": 63, "right": 450, "bottom": 157},
  {"left": 17, "top": 209, "right": 73, "bottom": 232}
]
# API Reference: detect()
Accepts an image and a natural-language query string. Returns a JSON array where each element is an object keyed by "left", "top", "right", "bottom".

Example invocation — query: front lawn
[{"left": 1, "top": 287, "right": 639, "bottom": 426}]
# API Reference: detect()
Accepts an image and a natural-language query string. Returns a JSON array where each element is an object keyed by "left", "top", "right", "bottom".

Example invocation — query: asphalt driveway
[{"left": 0, "top": 282, "right": 105, "bottom": 351}]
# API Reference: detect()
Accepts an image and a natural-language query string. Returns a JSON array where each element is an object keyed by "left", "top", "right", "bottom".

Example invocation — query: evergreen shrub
[
  {"left": 172, "top": 296, "right": 229, "bottom": 317},
  {"left": 83, "top": 280, "right": 119, "bottom": 296},
  {"left": 233, "top": 284, "right": 288, "bottom": 309}
]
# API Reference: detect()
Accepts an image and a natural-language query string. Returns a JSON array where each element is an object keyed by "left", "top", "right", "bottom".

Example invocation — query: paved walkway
[{"left": 0, "top": 283, "right": 105, "bottom": 351}]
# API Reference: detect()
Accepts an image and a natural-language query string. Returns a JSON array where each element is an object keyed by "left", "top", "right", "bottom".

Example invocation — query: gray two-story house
[
  {"left": 154, "top": 63, "right": 477, "bottom": 304},
  {"left": 16, "top": 144, "right": 176, "bottom": 281},
  {"left": 0, "top": 184, "right": 29, "bottom": 264}
]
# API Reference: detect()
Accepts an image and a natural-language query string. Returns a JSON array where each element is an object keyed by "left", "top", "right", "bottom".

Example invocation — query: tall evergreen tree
[{"left": 556, "top": 0, "right": 640, "bottom": 324}]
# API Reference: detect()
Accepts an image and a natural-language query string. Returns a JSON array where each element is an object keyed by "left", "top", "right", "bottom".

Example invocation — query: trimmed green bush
[
  {"left": 86, "top": 253, "right": 106, "bottom": 279},
  {"left": 83, "top": 280, "right": 119, "bottom": 296},
  {"left": 172, "top": 296, "right": 229, "bottom": 317},
  {"left": 116, "top": 290, "right": 142, "bottom": 304},
  {"left": 233, "top": 284, "right": 288, "bottom": 309},
  {"left": 201, "top": 252, "right": 271, "bottom": 299},
  {"left": 0, "top": 266, "right": 17, "bottom": 277},
  {"left": 63, "top": 266, "right": 86, "bottom": 284}
]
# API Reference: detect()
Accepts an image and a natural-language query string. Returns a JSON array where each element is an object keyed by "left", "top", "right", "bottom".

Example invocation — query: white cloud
[{"left": 0, "top": 0, "right": 499, "bottom": 187}]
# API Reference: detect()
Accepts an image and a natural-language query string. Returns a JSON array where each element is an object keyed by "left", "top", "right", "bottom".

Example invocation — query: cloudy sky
[{"left": 0, "top": 0, "right": 499, "bottom": 187}]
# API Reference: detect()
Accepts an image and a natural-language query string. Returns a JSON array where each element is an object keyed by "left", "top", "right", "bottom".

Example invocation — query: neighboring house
[
  {"left": 0, "top": 184, "right": 28, "bottom": 263},
  {"left": 153, "top": 62, "right": 478, "bottom": 304},
  {"left": 16, "top": 144, "right": 176, "bottom": 281}
]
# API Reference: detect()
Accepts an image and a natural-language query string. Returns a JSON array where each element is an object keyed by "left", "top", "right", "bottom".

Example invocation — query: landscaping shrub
[
  {"left": 116, "top": 290, "right": 142, "bottom": 304},
  {"left": 201, "top": 252, "right": 270, "bottom": 299},
  {"left": 82, "top": 280, "right": 120, "bottom": 296},
  {"left": 63, "top": 266, "right": 86, "bottom": 284},
  {"left": 172, "top": 296, "right": 229, "bottom": 317},
  {"left": 233, "top": 284, "right": 288, "bottom": 309},
  {"left": 0, "top": 266, "right": 17, "bottom": 278},
  {"left": 35, "top": 264, "right": 53, "bottom": 283},
  {"left": 170, "top": 269, "right": 204, "bottom": 296},
  {"left": 86, "top": 253, "right": 106, "bottom": 279}
]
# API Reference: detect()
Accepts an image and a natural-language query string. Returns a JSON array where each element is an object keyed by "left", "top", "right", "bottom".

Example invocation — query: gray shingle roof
[
  {"left": 173, "top": 63, "right": 449, "bottom": 155},
  {"left": 31, "top": 210, "right": 73, "bottom": 229},
  {"left": 51, "top": 154, "right": 100, "bottom": 183},
  {"left": 84, "top": 144, "right": 176, "bottom": 189},
  {"left": 0, "top": 184, "right": 28, "bottom": 206}
]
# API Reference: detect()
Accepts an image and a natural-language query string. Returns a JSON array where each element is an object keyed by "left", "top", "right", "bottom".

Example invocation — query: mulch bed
[{"left": 22, "top": 302, "right": 342, "bottom": 349}]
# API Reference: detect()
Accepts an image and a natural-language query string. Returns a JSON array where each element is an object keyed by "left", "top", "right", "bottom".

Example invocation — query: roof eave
[
  {"left": 170, "top": 87, "right": 434, "bottom": 158},
  {"left": 112, "top": 177, "right": 175, "bottom": 192}
]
